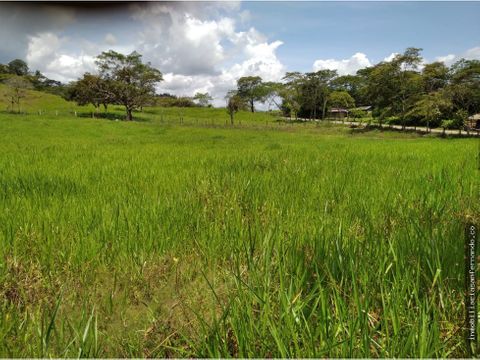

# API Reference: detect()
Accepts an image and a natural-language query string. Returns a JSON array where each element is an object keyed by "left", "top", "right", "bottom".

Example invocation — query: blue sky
[
  {"left": 241, "top": 1, "right": 480, "bottom": 71},
  {"left": 0, "top": 1, "right": 478, "bottom": 105}
]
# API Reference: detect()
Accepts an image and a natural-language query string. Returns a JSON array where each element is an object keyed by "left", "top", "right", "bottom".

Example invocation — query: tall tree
[
  {"left": 301, "top": 70, "right": 337, "bottom": 119},
  {"left": 447, "top": 59, "right": 480, "bottom": 115},
  {"left": 422, "top": 61, "right": 449, "bottom": 93},
  {"left": 95, "top": 50, "right": 163, "bottom": 120},
  {"left": 280, "top": 72, "right": 304, "bottom": 119},
  {"left": 236, "top": 76, "right": 266, "bottom": 113}
]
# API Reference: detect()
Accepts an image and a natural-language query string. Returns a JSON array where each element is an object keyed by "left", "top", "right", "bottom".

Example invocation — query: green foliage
[
  {"left": 328, "top": 90, "right": 355, "bottom": 109},
  {"left": 348, "top": 108, "right": 367, "bottom": 118},
  {"left": 95, "top": 50, "right": 163, "bottom": 120},
  {"left": 236, "top": 76, "right": 266, "bottom": 112},
  {"left": 156, "top": 96, "right": 197, "bottom": 107},
  {"left": 440, "top": 119, "right": 456, "bottom": 129},
  {"left": 7, "top": 59, "right": 29, "bottom": 76},
  {"left": 4, "top": 76, "right": 33, "bottom": 113},
  {"left": 193, "top": 92, "right": 213, "bottom": 107}
]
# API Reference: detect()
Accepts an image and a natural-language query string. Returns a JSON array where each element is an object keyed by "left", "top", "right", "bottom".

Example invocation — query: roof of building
[
  {"left": 328, "top": 108, "right": 349, "bottom": 113},
  {"left": 468, "top": 113, "right": 480, "bottom": 120},
  {"left": 356, "top": 105, "right": 372, "bottom": 111}
]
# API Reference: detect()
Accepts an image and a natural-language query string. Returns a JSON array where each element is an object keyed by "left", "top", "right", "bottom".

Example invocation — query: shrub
[
  {"left": 440, "top": 119, "right": 456, "bottom": 129},
  {"left": 349, "top": 109, "right": 367, "bottom": 118}
]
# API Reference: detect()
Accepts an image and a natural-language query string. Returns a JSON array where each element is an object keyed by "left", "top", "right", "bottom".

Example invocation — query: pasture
[{"left": 0, "top": 106, "right": 478, "bottom": 357}]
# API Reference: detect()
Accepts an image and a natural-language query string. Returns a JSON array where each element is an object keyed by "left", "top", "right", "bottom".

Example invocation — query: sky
[{"left": 0, "top": 1, "right": 479, "bottom": 107}]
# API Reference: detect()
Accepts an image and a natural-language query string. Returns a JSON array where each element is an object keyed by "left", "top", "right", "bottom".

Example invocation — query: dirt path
[{"left": 286, "top": 117, "right": 480, "bottom": 137}]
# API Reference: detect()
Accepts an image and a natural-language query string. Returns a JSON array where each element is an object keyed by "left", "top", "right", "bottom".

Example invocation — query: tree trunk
[
  {"left": 322, "top": 99, "right": 327, "bottom": 120},
  {"left": 230, "top": 112, "right": 234, "bottom": 125},
  {"left": 250, "top": 99, "right": 254, "bottom": 113},
  {"left": 126, "top": 107, "right": 133, "bottom": 121}
]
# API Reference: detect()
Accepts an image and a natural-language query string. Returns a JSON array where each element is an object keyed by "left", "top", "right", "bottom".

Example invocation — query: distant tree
[
  {"left": 301, "top": 70, "right": 337, "bottom": 119},
  {"left": 331, "top": 74, "right": 366, "bottom": 105},
  {"left": 422, "top": 62, "right": 449, "bottom": 93},
  {"left": 72, "top": 73, "right": 113, "bottom": 117},
  {"left": 236, "top": 76, "right": 266, "bottom": 112},
  {"left": 328, "top": 91, "right": 355, "bottom": 109},
  {"left": 8, "top": 59, "right": 29, "bottom": 76},
  {"left": 225, "top": 90, "right": 246, "bottom": 125},
  {"left": 95, "top": 50, "right": 163, "bottom": 120},
  {"left": 0, "top": 64, "right": 9, "bottom": 74},
  {"left": 193, "top": 92, "right": 213, "bottom": 107},
  {"left": 446, "top": 59, "right": 480, "bottom": 115},
  {"left": 4, "top": 76, "right": 32, "bottom": 113},
  {"left": 280, "top": 72, "right": 304, "bottom": 119},
  {"left": 408, "top": 91, "right": 452, "bottom": 129}
]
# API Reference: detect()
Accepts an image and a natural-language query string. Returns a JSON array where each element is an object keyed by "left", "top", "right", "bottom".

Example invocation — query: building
[
  {"left": 466, "top": 114, "right": 480, "bottom": 129},
  {"left": 327, "top": 107, "right": 349, "bottom": 119}
]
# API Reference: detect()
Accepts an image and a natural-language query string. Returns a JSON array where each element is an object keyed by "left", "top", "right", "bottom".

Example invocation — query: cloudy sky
[{"left": 0, "top": 1, "right": 479, "bottom": 106}]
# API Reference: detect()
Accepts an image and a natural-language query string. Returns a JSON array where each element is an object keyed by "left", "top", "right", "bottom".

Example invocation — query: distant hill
[{"left": 0, "top": 83, "right": 88, "bottom": 114}]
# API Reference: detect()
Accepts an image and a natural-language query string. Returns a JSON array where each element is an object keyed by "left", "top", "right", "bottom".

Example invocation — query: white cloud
[
  {"left": 313, "top": 52, "right": 372, "bottom": 75},
  {"left": 434, "top": 54, "right": 456, "bottom": 66},
  {"left": 132, "top": 3, "right": 285, "bottom": 106},
  {"left": 383, "top": 52, "right": 399, "bottom": 62},
  {"left": 435, "top": 46, "right": 480, "bottom": 66},
  {"left": 26, "top": 32, "right": 96, "bottom": 82},
  {"left": 104, "top": 33, "right": 117, "bottom": 45},
  {"left": 26, "top": 32, "right": 63, "bottom": 69}
]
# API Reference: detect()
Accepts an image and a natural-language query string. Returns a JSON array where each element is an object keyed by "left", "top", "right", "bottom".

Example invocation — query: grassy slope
[{"left": 0, "top": 95, "right": 478, "bottom": 357}]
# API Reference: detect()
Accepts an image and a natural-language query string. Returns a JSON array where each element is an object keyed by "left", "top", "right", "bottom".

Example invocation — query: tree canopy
[{"left": 95, "top": 50, "right": 163, "bottom": 120}]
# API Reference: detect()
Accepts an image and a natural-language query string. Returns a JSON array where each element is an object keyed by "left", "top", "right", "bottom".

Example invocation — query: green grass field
[{"left": 0, "top": 90, "right": 478, "bottom": 357}]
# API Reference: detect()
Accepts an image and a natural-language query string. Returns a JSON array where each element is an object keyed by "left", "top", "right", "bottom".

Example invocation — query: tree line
[
  {"left": 2, "top": 47, "right": 479, "bottom": 127},
  {"left": 227, "top": 47, "right": 480, "bottom": 129}
]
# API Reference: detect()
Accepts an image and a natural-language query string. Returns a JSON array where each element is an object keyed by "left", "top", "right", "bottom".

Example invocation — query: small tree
[
  {"left": 71, "top": 74, "right": 113, "bottom": 117},
  {"left": 4, "top": 76, "right": 32, "bottom": 113},
  {"left": 409, "top": 91, "right": 452, "bottom": 130},
  {"left": 95, "top": 51, "right": 163, "bottom": 120},
  {"left": 236, "top": 76, "right": 265, "bottom": 113},
  {"left": 193, "top": 92, "right": 213, "bottom": 107},
  {"left": 225, "top": 91, "right": 245, "bottom": 125}
]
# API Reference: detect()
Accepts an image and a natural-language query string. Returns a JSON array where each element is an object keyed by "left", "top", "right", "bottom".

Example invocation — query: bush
[
  {"left": 155, "top": 96, "right": 197, "bottom": 107},
  {"left": 440, "top": 119, "right": 456, "bottom": 129},
  {"left": 349, "top": 109, "right": 367, "bottom": 118},
  {"left": 385, "top": 116, "right": 401, "bottom": 125}
]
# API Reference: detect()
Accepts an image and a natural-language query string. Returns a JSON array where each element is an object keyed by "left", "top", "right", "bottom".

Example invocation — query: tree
[
  {"left": 72, "top": 73, "right": 113, "bottom": 117},
  {"left": 408, "top": 91, "right": 452, "bottom": 129},
  {"left": 301, "top": 70, "right": 337, "bottom": 119},
  {"left": 236, "top": 76, "right": 266, "bottom": 112},
  {"left": 225, "top": 90, "right": 246, "bottom": 125},
  {"left": 0, "top": 64, "right": 9, "bottom": 74},
  {"left": 328, "top": 91, "right": 355, "bottom": 110},
  {"left": 280, "top": 72, "right": 304, "bottom": 119},
  {"left": 8, "top": 59, "right": 29, "bottom": 76},
  {"left": 95, "top": 50, "right": 163, "bottom": 120},
  {"left": 4, "top": 76, "right": 32, "bottom": 113},
  {"left": 447, "top": 59, "right": 480, "bottom": 115},
  {"left": 331, "top": 74, "right": 366, "bottom": 105},
  {"left": 422, "top": 62, "right": 449, "bottom": 93},
  {"left": 193, "top": 92, "right": 213, "bottom": 107},
  {"left": 362, "top": 48, "right": 423, "bottom": 126}
]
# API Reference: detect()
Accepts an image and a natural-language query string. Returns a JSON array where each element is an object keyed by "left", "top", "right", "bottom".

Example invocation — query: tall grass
[{"left": 0, "top": 113, "right": 477, "bottom": 357}]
